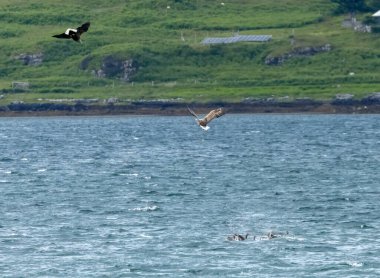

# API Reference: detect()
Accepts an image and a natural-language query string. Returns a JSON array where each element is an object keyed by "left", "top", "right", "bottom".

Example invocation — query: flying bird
[
  {"left": 187, "top": 106, "right": 226, "bottom": 131},
  {"left": 52, "top": 22, "right": 90, "bottom": 43}
]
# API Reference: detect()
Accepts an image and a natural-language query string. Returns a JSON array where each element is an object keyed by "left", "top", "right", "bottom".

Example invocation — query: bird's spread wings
[
  {"left": 202, "top": 108, "right": 225, "bottom": 124},
  {"left": 77, "top": 22, "right": 90, "bottom": 35},
  {"left": 187, "top": 106, "right": 199, "bottom": 119},
  {"left": 52, "top": 33, "right": 71, "bottom": 39},
  {"left": 53, "top": 22, "right": 90, "bottom": 41}
]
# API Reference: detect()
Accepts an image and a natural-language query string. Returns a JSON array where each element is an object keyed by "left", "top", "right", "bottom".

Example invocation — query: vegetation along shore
[
  {"left": 0, "top": 0, "right": 379, "bottom": 115},
  {"left": 1, "top": 94, "right": 380, "bottom": 117}
]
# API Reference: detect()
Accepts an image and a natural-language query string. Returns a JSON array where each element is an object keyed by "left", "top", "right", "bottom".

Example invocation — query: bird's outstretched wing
[
  {"left": 77, "top": 22, "right": 90, "bottom": 35},
  {"left": 187, "top": 106, "right": 199, "bottom": 120},
  {"left": 202, "top": 108, "right": 225, "bottom": 124},
  {"left": 52, "top": 33, "right": 71, "bottom": 39}
]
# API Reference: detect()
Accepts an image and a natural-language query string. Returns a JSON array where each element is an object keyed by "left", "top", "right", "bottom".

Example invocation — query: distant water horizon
[{"left": 1, "top": 115, "right": 379, "bottom": 277}]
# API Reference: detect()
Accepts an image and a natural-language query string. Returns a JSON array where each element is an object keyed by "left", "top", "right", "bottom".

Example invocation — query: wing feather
[
  {"left": 77, "top": 22, "right": 90, "bottom": 35},
  {"left": 187, "top": 106, "right": 199, "bottom": 119},
  {"left": 202, "top": 108, "right": 225, "bottom": 124},
  {"left": 52, "top": 33, "right": 71, "bottom": 39}
]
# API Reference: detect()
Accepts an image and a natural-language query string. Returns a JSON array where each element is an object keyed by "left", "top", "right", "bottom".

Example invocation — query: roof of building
[{"left": 201, "top": 35, "right": 272, "bottom": 45}]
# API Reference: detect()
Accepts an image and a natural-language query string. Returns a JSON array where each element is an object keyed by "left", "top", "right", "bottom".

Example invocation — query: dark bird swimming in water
[
  {"left": 227, "top": 233, "right": 249, "bottom": 241},
  {"left": 52, "top": 22, "right": 90, "bottom": 43},
  {"left": 187, "top": 106, "right": 226, "bottom": 131}
]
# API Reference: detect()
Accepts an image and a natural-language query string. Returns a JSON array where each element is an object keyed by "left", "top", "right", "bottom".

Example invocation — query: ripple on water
[{"left": 0, "top": 115, "right": 379, "bottom": 277}]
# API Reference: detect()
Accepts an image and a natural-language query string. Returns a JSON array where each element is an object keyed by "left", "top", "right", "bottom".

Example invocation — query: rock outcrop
[
  {"left": 265, "top": 44, "right": 332, "bottom": 66},
  {"left": 331, "top": 94, "right": 357, "bottom": 105},
  {"left": 361, "top": 92, "right": 380, "bottom": 104},
  {"left": 14, "top": 53, "right": 43, "bottom": 66},
  {"left": 88, "top": 56, "right": 138, "bottom": 81}
]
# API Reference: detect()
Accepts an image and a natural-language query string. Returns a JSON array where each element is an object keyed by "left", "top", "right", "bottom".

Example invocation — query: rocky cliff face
[
  {"left": 265, "top": 44, "right": 331, "bottom": 66},
  {"left": 84, "top": 56, "right": 138, "bottom": 81},
  {"left": 14, "top": 53, "right": 43, "bottom": 66},
  {"left": 362, "top": 92, "right": 380, "bottom": 104}
]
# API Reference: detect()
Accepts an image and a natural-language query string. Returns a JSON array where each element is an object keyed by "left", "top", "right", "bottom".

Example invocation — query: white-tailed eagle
[{"left": 187, "top": 106, "right": 226, "bottom": 131}]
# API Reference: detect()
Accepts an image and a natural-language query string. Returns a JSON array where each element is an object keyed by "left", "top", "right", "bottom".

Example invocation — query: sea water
[{"left": 0, "top": 115, "right": 379, "bottom": 277}]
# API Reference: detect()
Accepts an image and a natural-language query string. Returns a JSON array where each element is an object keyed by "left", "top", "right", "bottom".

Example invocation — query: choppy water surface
[{"left": 0, "top": 115, "right": 379, "bottom": 277}]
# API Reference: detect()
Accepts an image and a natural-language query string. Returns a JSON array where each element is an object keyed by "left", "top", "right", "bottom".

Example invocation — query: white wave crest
[
  {"left": 129, "top": 205, "right": 159, "bottom": 212},
  {"left": 346, "top": 261, "right": 363, "bottom": 267}
]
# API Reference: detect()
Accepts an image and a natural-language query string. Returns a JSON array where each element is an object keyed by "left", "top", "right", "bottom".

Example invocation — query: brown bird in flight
[
  {"left": 52, "top": 22, "right": 90, "bottom": 43},
  {"left": 187, "top": 106, "right": 226, "bottom": 131}
]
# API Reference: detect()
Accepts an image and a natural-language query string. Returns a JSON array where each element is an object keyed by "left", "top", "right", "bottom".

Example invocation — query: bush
[
  {"left": 371, "top": 26, "right": 380, "bottom": 33},
  {"left": 363, "top": 15, "right": 377, "bottom": 24}
]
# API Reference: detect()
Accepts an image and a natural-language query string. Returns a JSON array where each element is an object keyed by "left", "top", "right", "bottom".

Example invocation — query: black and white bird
[
  {"left": 227, "top": 233, "right": 249, "bottom": 241},
  {"left": 187, "top": 106, "right": 226, "bottom": 131},
  {"left": 52, "top": 22, "right": 90, "bottom": 43}
]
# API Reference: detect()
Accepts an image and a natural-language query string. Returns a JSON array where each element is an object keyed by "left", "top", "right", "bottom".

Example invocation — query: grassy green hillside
[{"left": 0, "top": 0, "right": 379, "bottom": 105}]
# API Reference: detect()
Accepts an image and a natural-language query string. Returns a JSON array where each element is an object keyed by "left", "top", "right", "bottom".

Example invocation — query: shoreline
[{"left": 1, "top": 100, "right": 380, "bottom": 117}]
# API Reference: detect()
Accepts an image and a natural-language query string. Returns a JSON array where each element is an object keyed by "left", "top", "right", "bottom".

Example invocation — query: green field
[{"left": 0, "top": 0, "right": 379, "bottom": 105}]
